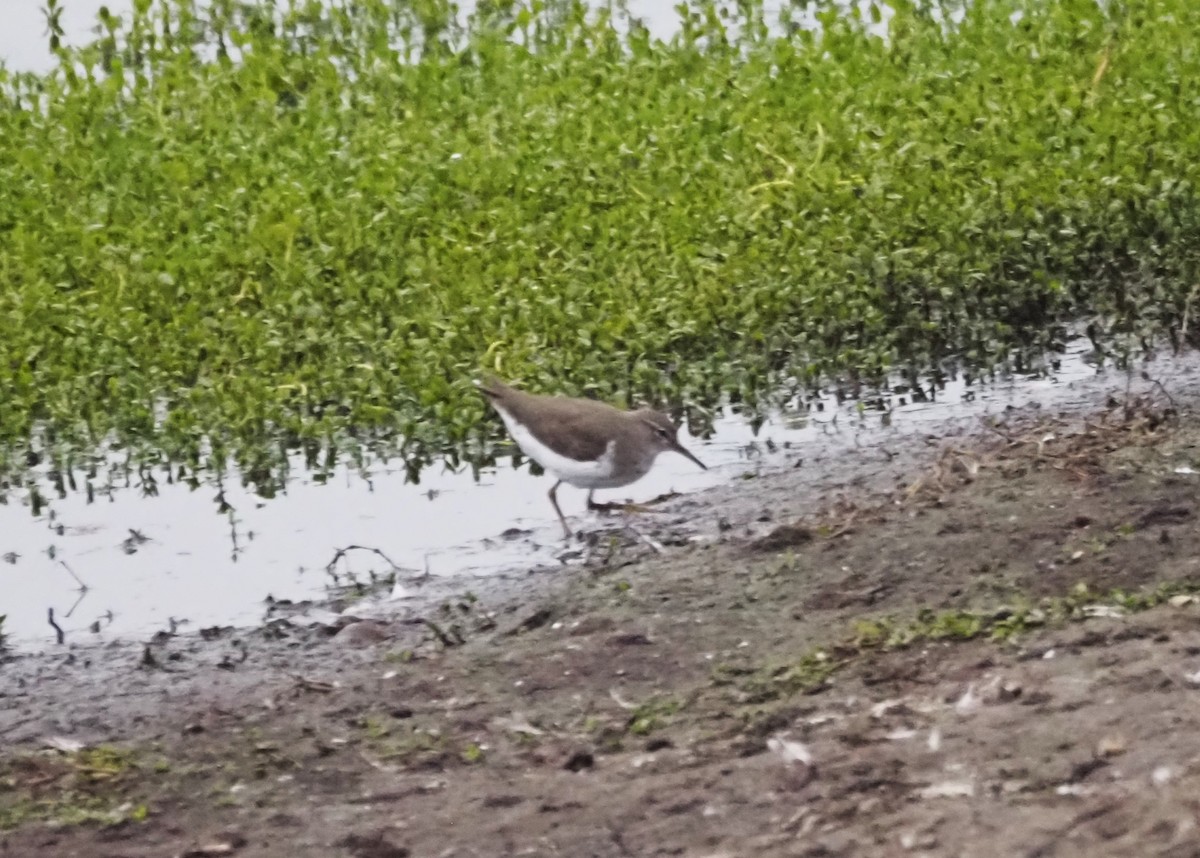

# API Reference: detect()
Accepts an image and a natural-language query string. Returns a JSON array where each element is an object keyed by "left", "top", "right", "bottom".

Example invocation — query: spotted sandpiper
[{"left": 477, "top": 376, "right": 707, "bottom": 538}]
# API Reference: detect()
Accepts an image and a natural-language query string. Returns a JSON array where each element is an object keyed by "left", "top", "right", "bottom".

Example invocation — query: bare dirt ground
[{"left": 4, "top": 385, "right": 1200, "bottom": 858}]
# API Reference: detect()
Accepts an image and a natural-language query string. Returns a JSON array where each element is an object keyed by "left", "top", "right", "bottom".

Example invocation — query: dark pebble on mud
[
  {"left": 749, "top": 523, "right": 814, "bottom": 552},
  {"left": 564, "top": 748, "right": 595, "bottom": 772}
]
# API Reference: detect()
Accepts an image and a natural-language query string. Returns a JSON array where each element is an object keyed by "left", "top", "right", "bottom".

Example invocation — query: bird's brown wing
[{"left": 486, "top": 385, "right": 623, "bottom": 463}]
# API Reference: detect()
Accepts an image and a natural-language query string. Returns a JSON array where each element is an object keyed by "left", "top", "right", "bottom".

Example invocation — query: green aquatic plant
[
  {"left": 0, "top": 743, "right": 148, "bottom": 830},
  {"left": 2, "top": 0, "right": 1199, "bottom": 500},
  {"left": 627, "top": 694, "right": 684, "bottom": 735},
  {"left": 736, "top": 579, "right": 1200, "bottom": 704}
]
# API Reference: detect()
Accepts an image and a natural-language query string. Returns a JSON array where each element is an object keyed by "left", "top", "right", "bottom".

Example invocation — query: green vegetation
[
  {"left": 627, "top": 694, "right": 683, "bottom": 734},
  {"left": 734, "top": 649, "right": 838, "bottom": 702},
  {"left": 0, "top": 744, "right": 149, "bottom": 830},
  {"left": 3, "top": 0, "right": 1199, "bottom": 497},
  {"left": 737, "top": 579, "right": 1200, "bottom": 704}
]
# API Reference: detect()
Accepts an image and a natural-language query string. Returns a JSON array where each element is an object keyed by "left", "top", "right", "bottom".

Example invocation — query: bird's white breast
[{"left": 495, "top": 408, "right": 623, "bottom": 489}]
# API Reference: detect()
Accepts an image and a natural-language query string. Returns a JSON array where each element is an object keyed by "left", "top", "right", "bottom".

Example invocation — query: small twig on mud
[
  {"left": 1140, "top": 371, "right": 1177, "bottom": 408},
  {"left": 62, "top": 589, "right": 87, "bottom": 620},
  {"left": 980, "top": 419, "right": 1019, "bottom": 444},
  {"left": 291, "top": 674, "right": 336, "bottom": 693},
  {"left": 59, "top": 561, "right": 89, "bottom": 593},
  {"left": 1035, "top": 431, "right": 1057, "bottom": 458},
  {"left": 951, "top": 452, "right": 981, "bottom": 479},
  {"left": 826, "top": 509, "right": 860, "bottom": 540},
  {"left": 325, "top": 544, "right": 405, "bottom": 582},
  {"left": 419, "top": 617, "right": 464, "bottom": 647},
  {"left": 624, "top": 526, "right": 665, "bottom": 555},
  {"left": 47, "top": 608, "right": 65, "bottom": 645},
  {"left": 643, "top": 490, "right": 683, "bottom": 507},
  {"left": 608, "top": 688, "right": 638, "bottom": 710}
]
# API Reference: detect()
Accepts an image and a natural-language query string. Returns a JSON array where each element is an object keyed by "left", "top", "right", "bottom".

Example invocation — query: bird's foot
[
  {"left": 588, "top": 492, "right": 681, "bottom": 514},
  {"left": 588, "top": 500, "right": 666, "bottom": 515}
]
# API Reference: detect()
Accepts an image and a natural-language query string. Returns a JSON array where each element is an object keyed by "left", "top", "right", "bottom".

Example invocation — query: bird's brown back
[{"left": 479, "top": 377, "right": 639, "bottom": 464}]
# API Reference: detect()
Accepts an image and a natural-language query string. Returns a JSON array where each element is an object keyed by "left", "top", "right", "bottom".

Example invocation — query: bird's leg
[
  {"left": 586, "top": 490, "right": 600, "bottom": 511},
  {"left": 548, "top": 481, "right": 572, "bottom": 539}
]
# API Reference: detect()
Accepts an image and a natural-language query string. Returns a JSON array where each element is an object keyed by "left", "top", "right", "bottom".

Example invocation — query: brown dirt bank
[{"left": 3, "top": 383, "right": 1200, "bottom": 858}]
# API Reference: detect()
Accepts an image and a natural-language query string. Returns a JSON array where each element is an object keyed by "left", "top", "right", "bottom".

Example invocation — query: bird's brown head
[{"left": 636, "top": 409, "right": 707, "bottom": 471}]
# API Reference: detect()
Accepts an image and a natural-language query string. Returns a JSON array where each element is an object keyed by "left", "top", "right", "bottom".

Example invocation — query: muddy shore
[{"left": 3, "top": 367, "right": 1200, "bottom": 857}]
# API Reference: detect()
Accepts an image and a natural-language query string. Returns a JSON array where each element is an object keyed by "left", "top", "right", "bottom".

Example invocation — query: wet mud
[{"left": 3, "top": 367, "right": 1200, "bottom": 857}]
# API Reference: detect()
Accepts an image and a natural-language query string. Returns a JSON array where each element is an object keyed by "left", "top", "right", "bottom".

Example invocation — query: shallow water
[
  {"left": 0, "top": 0, "right": 702, "bottom": 72},
  {"left": 8, "top": 340, "right": 1186, "bottom": 650},
  {"left": 1, "top": 0, "right": 868, "bottom": 73},
  {"left": 1, "top": 5, "right": 1191, "bottom": 657}
]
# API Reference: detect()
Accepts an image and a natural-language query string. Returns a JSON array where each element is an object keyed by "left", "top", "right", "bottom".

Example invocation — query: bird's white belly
[{"left": 499, "top": 412, "right": 630, "bottom": 489}]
